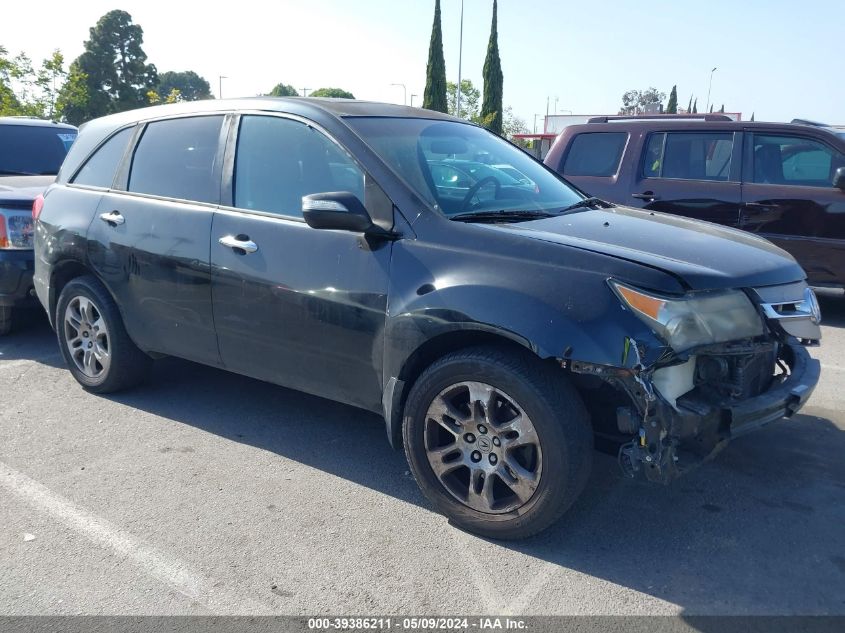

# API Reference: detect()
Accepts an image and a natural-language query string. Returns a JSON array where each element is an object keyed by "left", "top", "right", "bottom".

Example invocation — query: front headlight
[{"left": 610, "top": 280, "right": 764, "bottom": 351}]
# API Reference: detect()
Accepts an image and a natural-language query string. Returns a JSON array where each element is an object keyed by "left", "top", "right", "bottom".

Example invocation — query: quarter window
[
  {"left": 562, "top": 132, "right": 628, "bottom": 177},
  {"left": 128, "top": 116, "right": 224, "bottom": 203},
  {"left": 644, "top": 132, "right": 734, "bottom": 181},
  {"left": 72, "top": 127, "right": 133, "bottom": 188},
  {"left": 233, "top": 115, "right": 364, "bottom": 219},
  {"left": 753, "top": 134, "right": 844, "bottom": 187}
]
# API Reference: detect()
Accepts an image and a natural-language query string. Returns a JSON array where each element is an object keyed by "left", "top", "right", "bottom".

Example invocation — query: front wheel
[
  {"left": 56, "top": 276, "right": 151, "bottom": 393},
  {"left": 403, "top": 346, "right": 592, "bottom": 540}
]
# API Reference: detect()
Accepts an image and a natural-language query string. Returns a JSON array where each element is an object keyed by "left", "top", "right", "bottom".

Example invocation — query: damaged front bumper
[{"left": 572, "top": 340, "right": 820, "bottom": 483}]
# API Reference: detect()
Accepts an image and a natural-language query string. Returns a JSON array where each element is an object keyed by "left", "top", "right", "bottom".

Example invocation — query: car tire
[
  {"left": 55, "top": 275, "right": 151, "bottom": 393},
  {"left": 403, "top": 345, "right": 592, "bottom": 540},
  {"left": 0, "top": 306, "right": 11, "bottom": 336}
]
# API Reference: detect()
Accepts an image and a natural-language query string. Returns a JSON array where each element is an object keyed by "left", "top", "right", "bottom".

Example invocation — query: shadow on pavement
[
  {"left": 0, "top": 308, "right": 64, "bottom": 368},
  {"left": 817, "top": 290, "right": 845, "bottom": 329},
  {"left": 92, "top": 352, "right": 845, "bottom": 616}
]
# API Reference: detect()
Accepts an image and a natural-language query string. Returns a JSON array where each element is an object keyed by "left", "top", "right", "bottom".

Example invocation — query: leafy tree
[
  {"left": 156, "top": 71, "right": 211, "bottom": 101},
  {"left": 502, "top": 106, "right": 530, "bottom": 147},
  {"left": 268, "top": 82, "right": 299, "bottom": 97},
  {"left": 666, "top": 85, "right": 678, "bottom": 114},
  {"left": 481, "top": 0, "right": 503, "bottom": 134},
  {"left": 310, "top": 87, "right": 355, "bottom": 99},
  {"left": 36, "top": 51, "right": 68, "bottom": 118},
  {"left": 0, "top": 47, "right": 23, "bottom": 116},
  {"left": 619, "top": 87, "right": 666, "bottom": 114},
  {"left": 447, "top": 79, "right": 480, "bottom": 120},
  {"left": 55, "top": 63, "right": 90, "bottom": 124},
  {"left": 692, "top": 98, "right": 698, "bottom": 114},
  {"left": 423, "top": 0, "right": 448, "bottom": 113},
  {"left": 0, "top": 47, "right": 69, "bottom": 119},
  {"left": 147, "top": 88, "right": 182, "bottom": 104},
  {"left": 59, "top": 10, "right": 157, "bottom": 124}
]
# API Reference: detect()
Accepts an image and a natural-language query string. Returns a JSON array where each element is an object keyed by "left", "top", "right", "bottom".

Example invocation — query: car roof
[{"left": 0, "top": 116, "right": 77, "bottom": 130}]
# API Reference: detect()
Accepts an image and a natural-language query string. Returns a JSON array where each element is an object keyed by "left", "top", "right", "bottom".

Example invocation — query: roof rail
[
  {"left": 790, "top": 118, "right": 828, "bottom": 127},
  {"left": 588, "top": 114, "right": 732, "bottom": 123}
]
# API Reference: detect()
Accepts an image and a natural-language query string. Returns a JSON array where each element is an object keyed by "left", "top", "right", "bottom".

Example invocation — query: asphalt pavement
[{"left": 1, "top": 292, "right": 843, "bottom": 617}]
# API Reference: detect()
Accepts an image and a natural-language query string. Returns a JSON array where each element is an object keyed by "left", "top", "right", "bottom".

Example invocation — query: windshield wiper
[
  {"left": 449, "top": 210, "right": 557, "bottom": 223},
  {"left": 557, "top": 196, "right": 615, "bottom": 214}
]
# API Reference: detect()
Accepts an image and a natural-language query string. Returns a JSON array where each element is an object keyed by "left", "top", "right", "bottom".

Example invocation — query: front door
[
  {"left": 632, "top": 130, "right": 743, "bottom": 227},
  {"left": 210, "top": 114, "right": 392, "bottom": 411},
  {"left": 86, "top": 114, "right": 226, "bottom": 365},
  {"left": 741, "top": 132, "right": 845, "bottom": 286}
]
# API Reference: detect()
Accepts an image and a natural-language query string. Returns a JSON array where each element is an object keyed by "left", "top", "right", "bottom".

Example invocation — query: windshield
[
  {"left": 347, "top": 117, "right": 582, "bottom": 217},
  {"left": 0, "top": 124, "right": 77, "bottom": 176}
]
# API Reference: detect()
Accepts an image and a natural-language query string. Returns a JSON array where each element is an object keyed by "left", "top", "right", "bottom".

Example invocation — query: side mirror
[
  {"left": 302, "top": 192, "right": 374, "bottom": 232},
  {"left": 834, "top": 167, "right": 845, "bottom": 190}
]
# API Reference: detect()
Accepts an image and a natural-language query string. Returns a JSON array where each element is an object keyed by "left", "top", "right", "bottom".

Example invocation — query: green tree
[
  {"left": 750, "top": 112, "right": 755, "bottom": 122},
  {"left": 310, "top": 87, "right": 355, "bottom": 98},
  {"left": 692, "top": 98, "right": 698, "bottom": 114},
  {"left": 666, "top": 85, "right": 678, "bottom": 114},
  {"left": 55, "top": 63, "right": 90, "bottom": 124},
  {"left": 59, "top": 10, "right": 157, "bottom": 124},
  {"left": 502, "top": 106, "right": 530, "bottom": 147},
  {"left": 36, "top": 51, "right": 68, "bottom": 118},
  {"left": 481, "top": 0, "right": 503, "bottom": 134},
  {"left": 619, "top": 87, "right": 665, "bottom": 114},
  {"left": 423, "top": 0, "right": 448, "bottom": 113},
  {"left": 268, "top": 83, "right": 299, "bottom": 97},
  {"left": 447, "top": 79, "right": 480, "bottom": 120},
  {"left": 686, "top": 95, "right": 693, "bottom": 113},
  {"left": 719, "top": 104, "right": 725, "bottom": 113},
  {"left": 0, "top": 47, "right": 23, "bottom": 116},
  {"left": 155, "top": 71, "right": 211, "bottom": 101}
]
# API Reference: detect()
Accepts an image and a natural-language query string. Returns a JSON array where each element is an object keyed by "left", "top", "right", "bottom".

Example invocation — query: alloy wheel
[
  {"left": 63, "top": 296, "right": 111, "bottom": 379},
  {"left": 424, "top": 381, "right": 543, "bottom": 514}
]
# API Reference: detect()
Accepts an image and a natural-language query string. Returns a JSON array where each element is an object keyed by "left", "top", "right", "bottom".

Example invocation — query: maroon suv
[{"left": 545, "top": 115, "right": 845, "bottom": 288}]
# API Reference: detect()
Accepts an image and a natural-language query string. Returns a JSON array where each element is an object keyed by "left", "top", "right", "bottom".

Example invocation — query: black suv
[
  {"left": 0, "top": 117, "right": 77, "bottom": 333},
  {"left": 545, "top": 115, "right": 845, "bottom": 288},
  {"left": 35, "top": 99, "right": 821, "bottom": 539}
]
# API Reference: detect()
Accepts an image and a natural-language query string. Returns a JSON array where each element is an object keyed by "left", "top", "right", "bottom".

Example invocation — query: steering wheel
[{"left": 459, "top": 176, "right": 501, "bottom": 211}]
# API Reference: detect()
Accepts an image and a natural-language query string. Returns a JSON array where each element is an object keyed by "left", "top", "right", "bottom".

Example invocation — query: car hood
[
  {"left": 485, "top": 206, "right": 805, "bottom": 291},
  {"left": 0, "top": 175, "right": 55, "bottom": 205}
]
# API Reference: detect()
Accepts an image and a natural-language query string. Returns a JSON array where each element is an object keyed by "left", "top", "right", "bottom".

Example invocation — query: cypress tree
[
  {"left": 423, "top": 0, "right": 448, "bottom": 113},
  {"left": 666, "top": 85, "right": 678, "bottom": 114},
  {"left": 709, "top": 104, "right": 714, "bottom": 113},
  {"left": 719, "top": 103, "right": 725, "bottom": 113},
  {"left": 481, "top": 0, "right": 504, "bottom": 134},
  {"left": 692, "top": 98, "right": 698, "bottom": 114},
  {"left": 687, "top": 95, "right": 693, "bottom": 113},
  {"left": 750, "top": 112, "right": 755, "bottom": 122}
]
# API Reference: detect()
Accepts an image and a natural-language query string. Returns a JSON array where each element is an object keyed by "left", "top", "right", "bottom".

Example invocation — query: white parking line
[{"left": 0, "top": 461, "right": 274, "bottom": 614}]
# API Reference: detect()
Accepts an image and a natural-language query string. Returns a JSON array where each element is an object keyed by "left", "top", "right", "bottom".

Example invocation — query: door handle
[
  {"left": 632, "top": 192, "right": 659, "bottom": 201},
  {"left": 218, "top": 235, "right": 258, "bottom": 254},
  {"left": 99, "top": 211, "right": 125, "bottom": 226}
]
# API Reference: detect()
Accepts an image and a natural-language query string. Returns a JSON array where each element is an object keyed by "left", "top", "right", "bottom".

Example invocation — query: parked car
[
  {"left": 0, "top": 117, "right": 77, "bottom": 334},
  {"left": 545, "top": 114, "right": 845, "bottom": 288},
  {"left": 34, "top": 99, "right": 821, "bottom": 539}
]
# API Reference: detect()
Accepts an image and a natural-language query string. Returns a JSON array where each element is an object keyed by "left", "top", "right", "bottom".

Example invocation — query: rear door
[
  {"left": 210, "top": 113, "right": 392, "bottom": 411},
  {"left": 87, "top": 114, "right": 227, "bottom": 365},
  {"left": 741, "top": 131, "right": 845, "bottom": 285},
  {"left": 630, "top": 130, "right": 743, "bottom": 227}
]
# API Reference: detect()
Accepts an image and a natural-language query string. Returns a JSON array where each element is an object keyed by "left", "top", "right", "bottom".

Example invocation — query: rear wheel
[
  {"left": 56, "top": 276, "right": 151, "bottom": 392},
  {"left": 0, "top": 306, "right": 11, "bottom": 335},
  {"left": 403, "top": 346, "right": 592, "bottom": 539}
]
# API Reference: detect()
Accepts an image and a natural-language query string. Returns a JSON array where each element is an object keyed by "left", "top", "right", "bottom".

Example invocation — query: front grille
[{"left": 695, "top": 343, "right": 777, "bottom": 402}]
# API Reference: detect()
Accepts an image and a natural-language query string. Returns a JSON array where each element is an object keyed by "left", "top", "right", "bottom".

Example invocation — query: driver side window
[{"left": 233, "top": 115, "right": 365, "bottom": 218}]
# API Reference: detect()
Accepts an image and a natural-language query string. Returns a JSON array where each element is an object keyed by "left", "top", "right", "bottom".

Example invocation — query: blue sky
[{"left": 5, "top": 0, "right": 843, "bottom": 126}]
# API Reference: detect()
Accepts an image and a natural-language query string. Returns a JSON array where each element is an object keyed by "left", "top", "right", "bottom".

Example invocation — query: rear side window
[
  {"left": 233, "top": 115, "right": 364, "bottom": 218},
  {"left": 644, "top": 132, "right": 733, "bottom": 181},
  {"left": 128, "top": 116, "right": 224, "bottom": 203},
  {"left": 562, "top": 132, "right": 628, "bottom": 177},
  {"left": 72, "top": 127, "right": 133, "bottom": 188},
  {"left": 753, "top": 134, "right": 845, "bottom": 187}
]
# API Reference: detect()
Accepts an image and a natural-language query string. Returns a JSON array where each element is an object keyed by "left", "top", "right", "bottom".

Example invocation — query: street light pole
[
  {"left": 218, "top": 75, "right": 227, "bottom": 99},
  {"left": 456, "top": 0, "right": 464, "bottom": 117},
  {"left": 706, "top": 67, "right": 717, "bottom": 113},
  {"left": 390, "top": 83, "right": 407, "bottom": 105}
]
